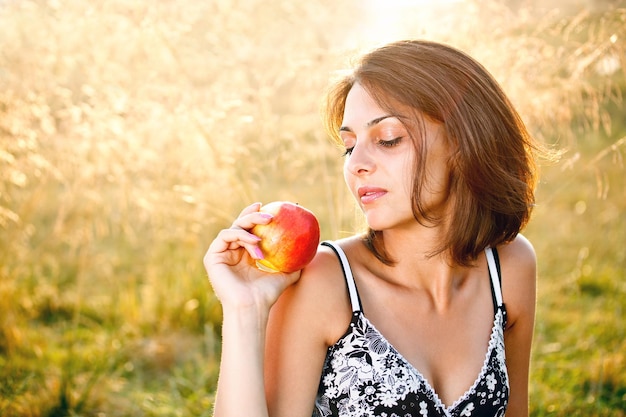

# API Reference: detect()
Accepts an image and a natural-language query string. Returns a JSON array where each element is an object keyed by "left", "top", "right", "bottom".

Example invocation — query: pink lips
[{"left": 357, "top": 186, "right": 387, "bottom": 204}]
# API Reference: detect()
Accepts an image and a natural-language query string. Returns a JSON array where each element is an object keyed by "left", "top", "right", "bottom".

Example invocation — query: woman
[{"left": 204, "top": 40, "right": 539, "bottom": 417}]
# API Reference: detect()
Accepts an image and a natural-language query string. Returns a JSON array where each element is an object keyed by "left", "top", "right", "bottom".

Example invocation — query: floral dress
[{"left": 313, "top": 241, "right": 509, "bottom": 417}]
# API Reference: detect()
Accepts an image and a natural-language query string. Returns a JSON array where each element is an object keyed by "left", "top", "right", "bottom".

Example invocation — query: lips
[{"left": 357, "top": 186, "right": 387, "bottom": 204}]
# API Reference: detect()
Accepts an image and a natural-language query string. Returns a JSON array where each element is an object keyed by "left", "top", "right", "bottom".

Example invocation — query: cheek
[
  {"left": 401, "top": 154, "right": 416, "bottom": 196},
  {"left": 343, "top": 162, "right": 356, "bottom": 195}
]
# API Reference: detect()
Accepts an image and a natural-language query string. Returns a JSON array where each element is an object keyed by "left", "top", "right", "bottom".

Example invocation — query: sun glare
[{"left": 350, "top": 0, "right": 467, "bottom": 50}]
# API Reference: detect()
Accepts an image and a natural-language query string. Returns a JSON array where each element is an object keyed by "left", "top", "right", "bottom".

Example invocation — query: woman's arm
[
  {"left": 204, "top": 203, "right": 302, "bottom": 417},
  {"left": 500, "top": 234, "right": 537, "bottom": 417},
  {"left": 215, "top": 303, "right": 271, "bottom": 417}
]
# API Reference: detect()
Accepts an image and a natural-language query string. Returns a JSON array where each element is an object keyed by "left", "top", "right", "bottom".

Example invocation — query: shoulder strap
[
  {"left": 485, "top": 246, "right": 504, "bottom": 308},
  {"left": 321, "top": 241, "right": 362, "bottom": 312}
]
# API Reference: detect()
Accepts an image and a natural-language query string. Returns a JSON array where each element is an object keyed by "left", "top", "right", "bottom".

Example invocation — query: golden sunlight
[{"left": 354, "top": 0, "right": 466, "bottom": 48}]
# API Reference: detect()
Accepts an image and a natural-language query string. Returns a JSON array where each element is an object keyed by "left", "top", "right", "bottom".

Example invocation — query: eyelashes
[
  {"left": 342, "top": 137, "right": 403, "bottom": 157},
  {"left": 378, "top": 137, "right": 403, "bottom": 148}
]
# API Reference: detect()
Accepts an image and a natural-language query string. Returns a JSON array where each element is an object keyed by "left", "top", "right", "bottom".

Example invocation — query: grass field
[{"left": 1, "top": 0, "right": 625, "bottom": 415}]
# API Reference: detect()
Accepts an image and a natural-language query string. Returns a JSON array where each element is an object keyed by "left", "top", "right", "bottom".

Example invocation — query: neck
[
  {"left": 382, "top": 221, "right": 449, "bottom": 265},
  {"left": 371, "top": 226, "right": 470, "bottom": 307}
]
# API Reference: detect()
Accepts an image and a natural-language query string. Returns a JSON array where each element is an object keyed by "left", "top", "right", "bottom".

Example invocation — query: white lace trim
[{"left": 359, "top": 307, "right": 506, "bottom": 416}]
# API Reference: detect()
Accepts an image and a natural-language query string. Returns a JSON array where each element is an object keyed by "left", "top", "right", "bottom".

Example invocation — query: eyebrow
[{"left": 339, "top": 115, "right": 395, "bottom": 132}]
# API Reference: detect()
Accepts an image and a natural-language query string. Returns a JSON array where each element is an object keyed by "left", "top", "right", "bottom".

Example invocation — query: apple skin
[{"left": 250, "top": 201, "right": 321, "bottom": 273}]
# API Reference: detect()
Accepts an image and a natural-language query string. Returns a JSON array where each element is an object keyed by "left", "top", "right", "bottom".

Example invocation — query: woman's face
[{"left": 340, "top": 83, "right": 451, "bottom": 231}]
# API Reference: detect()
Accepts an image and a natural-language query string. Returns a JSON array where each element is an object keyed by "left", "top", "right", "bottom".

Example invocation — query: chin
[
  {"left": 364, "top": 211, "right": 420, "bottom": 232},
  {"left": 363, "top": 214, "right": 396, "bottom": 231}
]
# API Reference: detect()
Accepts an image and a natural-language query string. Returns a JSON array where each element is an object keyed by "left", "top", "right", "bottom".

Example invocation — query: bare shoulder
[
  {"left": 497, "top": 234, "right": 537, "bottom": 327},
  {"left": 298, "top": 236, "right": 364, "bottom": 294},
  {"left": 270, "top": 239, "right": 354, "bottom": 346},
  {"left": 498, "top": 233, "right": 536, "bottom": 266},
  {"left": 298, "top": 239, "right": 354, "bottom": 296}
]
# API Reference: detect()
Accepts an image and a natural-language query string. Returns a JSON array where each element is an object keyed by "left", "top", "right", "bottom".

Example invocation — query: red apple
[{"left": 250, "top": 201, "right": 320, "bottom": 273}]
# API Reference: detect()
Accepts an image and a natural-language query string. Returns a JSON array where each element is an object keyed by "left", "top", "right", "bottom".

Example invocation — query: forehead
[
  {"left": 342, "top": 83, "right": 388, "bottom": 127},
  {"left": 342, "top": 82, "right": 446, "bottom": 144}
]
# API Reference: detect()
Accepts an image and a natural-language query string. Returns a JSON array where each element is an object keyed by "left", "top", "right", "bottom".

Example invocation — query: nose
[{"left": 345, "top": 143, "right": 375, "bottom": 176}]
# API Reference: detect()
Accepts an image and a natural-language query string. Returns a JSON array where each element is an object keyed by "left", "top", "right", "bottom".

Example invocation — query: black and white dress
[{"left": 313, "top": 241, "right": 509, "bottom": 417}]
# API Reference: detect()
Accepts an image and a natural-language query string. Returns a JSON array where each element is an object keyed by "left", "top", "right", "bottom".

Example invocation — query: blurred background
[{"left": 0, "top": 0, "right": 624, "bottom": 415}]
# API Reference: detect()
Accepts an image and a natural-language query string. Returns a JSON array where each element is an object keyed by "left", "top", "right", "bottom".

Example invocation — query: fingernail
[
  {"left": 259, "top": 213, "right": 273, "bottom": 220},
  {"left": 254, "top": 247, "right": 265, "bottom": 259}
]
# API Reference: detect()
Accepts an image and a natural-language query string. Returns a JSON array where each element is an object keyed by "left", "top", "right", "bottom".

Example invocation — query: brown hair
[{"left": 324, "top": 40, "right": 540, "bottom": 266}]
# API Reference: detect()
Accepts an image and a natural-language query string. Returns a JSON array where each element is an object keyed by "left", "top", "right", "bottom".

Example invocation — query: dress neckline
[{"left": 354, "top": 306, "right": 505, "bottom": 414}]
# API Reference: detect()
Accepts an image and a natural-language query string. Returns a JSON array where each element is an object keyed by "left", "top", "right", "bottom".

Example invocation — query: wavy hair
[{"left": 324, "top": 40, "right": 540, "bottom": 266}]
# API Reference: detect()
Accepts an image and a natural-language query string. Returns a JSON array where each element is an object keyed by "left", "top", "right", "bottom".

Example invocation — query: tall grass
[{"left": 1, "top": 0, "right": 625, "bottom": 415}]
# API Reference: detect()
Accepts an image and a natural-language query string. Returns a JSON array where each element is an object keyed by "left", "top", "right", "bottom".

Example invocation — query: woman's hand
[
  {"left": 205, "top": 203, "right": 305, "bottom": 417},
  {"left": 204, "top": 202, "right": 302, "bottom": 312}
]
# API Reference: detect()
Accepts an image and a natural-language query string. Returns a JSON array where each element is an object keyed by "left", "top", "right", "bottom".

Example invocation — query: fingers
[
  {"left": 231, "top": 203, "right": 273, "bottom": 232},
  {"left": 205, "top": 202, "right": 274, "bottom": 269},
  {"left": 238, "top": 202, "right": 262, "bottom": 217},
  {"left": 207, "top": 227, "right": 263, "bottom": 260}
]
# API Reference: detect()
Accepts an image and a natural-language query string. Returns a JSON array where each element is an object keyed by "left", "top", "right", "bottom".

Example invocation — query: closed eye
[
  {"left": 378, "top": 137, "right": 403, "bottom": 147},
  {"left": 342, "top": 137, "right": 402, "bottom": 157}
]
